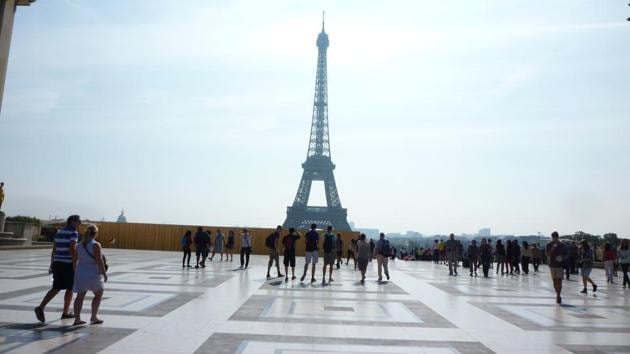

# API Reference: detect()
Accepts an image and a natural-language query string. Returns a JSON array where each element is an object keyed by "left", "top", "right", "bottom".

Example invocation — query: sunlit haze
[{"left": 1, "top": 0, "right": 628, "bottom": 236}]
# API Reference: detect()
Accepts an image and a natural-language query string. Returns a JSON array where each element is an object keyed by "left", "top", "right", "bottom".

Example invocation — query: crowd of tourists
[
  {"left": 429, "top": 232, "right": 630, "bottom": 304},
  {"left": 180, "top": 223, "right": 394, "bottom": 284},
  {"left": 32, "top": 215, "right": 630, "bottom": 325}
]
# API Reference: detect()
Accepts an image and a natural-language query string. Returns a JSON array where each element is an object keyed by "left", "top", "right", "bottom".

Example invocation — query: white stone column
[
  {"left": 0, "top": 0, "right": 17, "bottom": 113},
  {"left": 0, "top": 0, "right": 34, "bottom": 114}
]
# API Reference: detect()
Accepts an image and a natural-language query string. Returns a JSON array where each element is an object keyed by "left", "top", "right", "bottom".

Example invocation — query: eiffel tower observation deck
[{"left": 283, "top": 14, "right": 352, "bottom": 231}]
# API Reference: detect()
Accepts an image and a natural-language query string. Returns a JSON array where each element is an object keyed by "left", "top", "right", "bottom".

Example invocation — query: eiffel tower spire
[{"left": 283, "top": 16, "right": 351, "bottom": 231}]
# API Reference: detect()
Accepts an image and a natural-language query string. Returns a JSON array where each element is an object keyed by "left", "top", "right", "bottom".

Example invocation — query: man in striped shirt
[{"left": 34, "top": 215, "right": 81, "bottom": 322}]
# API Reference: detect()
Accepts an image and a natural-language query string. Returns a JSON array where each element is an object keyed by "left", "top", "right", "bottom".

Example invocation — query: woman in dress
[
  {"left": 579, "top": 240, "right": 597, "bottom": 294},
  {"left": 210, "top": 229, "right": 225, "bottom": 262},
  {"left": 225, "top": 230, "right": 235, "bottom": 262},
  {"left": 73, "top": 224, "right": 108, "bottom": 325},
  {"left": 356, "top": 233, "right": 371, "bottom": 282}
]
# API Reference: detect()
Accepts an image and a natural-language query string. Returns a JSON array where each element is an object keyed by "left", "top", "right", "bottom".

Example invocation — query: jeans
[
  {"left": 468, "top": 258, "right": 478, "bottom": 274},
  {"left": 376, "top": 255, "right": 389, "bottom": 279},
  {"left": 532, "top": 258, "right": 540, "bottom": 272},
  {"left": 621, "top": 263, "right": 630, "bottom": 287},
  {"left": 182, "top": 246, "right": 191, "bottom": 266},
  {"left": 481, "top": 258, "right": 491, "bottom": 277},
  {"left": 604, "top": 260, "right": 615, "bottom": 282},
  {"left": 240, "top": 247, "right": 251, "bottom": 268},
  {"left": 522, "top": 256, "right": 530, "bottom": 274}
]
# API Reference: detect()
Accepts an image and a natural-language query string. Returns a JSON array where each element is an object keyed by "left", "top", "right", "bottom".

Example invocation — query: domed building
[{"left": 116, "top": 209, "right": 127, "bottom": 223}]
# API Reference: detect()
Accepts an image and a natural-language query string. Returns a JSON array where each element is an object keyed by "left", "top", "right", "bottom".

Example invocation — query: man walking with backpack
[
  {"left": 322, "top": 226, "right": 337, "bottom": 284},
  {"left": 301, "top": 223, "right": 320, "bottom": 283},
  {"left": 374, "top": 232, "right": 391, "bottom": 282},
  {"left": 265, "top": 226, "right": 284, "bottom": 279}
]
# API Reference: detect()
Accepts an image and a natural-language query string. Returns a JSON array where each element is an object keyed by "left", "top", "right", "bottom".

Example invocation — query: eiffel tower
[{"left": 283, "top": 15, "right": 352, "bottom": 231}]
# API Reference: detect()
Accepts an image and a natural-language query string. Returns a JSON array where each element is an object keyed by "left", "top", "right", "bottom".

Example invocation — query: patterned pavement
[{"left": 0, "top": 249, "right": 629, "bottom": 353}]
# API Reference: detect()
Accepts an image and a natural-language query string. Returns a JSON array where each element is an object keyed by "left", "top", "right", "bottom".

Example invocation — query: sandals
[
  {"left": 90, "top": 319, "right": 104, "bottom": 325},
  {"left": 61, "top": 313, "right": 75, "bottom": 319},
  {"left": 73, "top": 320, "right": 87, "bottom": 326}
]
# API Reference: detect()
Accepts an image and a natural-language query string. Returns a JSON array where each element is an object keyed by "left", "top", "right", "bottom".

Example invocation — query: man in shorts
[
  {"left": 546, "top": 231, "right": 567, "bottom": 304},
  {"left": 301, "top": 223, "right": 320, "bottom": 283},
  {"left": 282, "top": 227, "right": 300, "bottom": 281},
  {"left": 322, "top": 226, "right": 337, "bottom": 284},
  {"left": 34, "top": 214, "right": 81, "bottom": 322},
  {"left": 265, "top": 226, "right": 284, "bottom": 279}
]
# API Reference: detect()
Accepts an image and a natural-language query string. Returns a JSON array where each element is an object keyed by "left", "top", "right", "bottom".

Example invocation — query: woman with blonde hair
[{"left": 72, "top": 224, "right": 108, "bottom": 325}]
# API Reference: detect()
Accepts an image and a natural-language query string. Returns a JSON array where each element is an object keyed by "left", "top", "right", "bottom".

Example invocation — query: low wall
[
  {"left": 4, "top": 222, "right": 39, "bottom": 245},
  {"left": 94, "top": 221, "right": 360, "bottom": 256}
]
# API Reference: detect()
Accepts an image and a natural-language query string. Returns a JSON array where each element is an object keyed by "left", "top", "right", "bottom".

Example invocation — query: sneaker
[
  {"left": 322, "top": 279, "right": 326, "bottom": 285},
  {"left": 378, "top": 277, "right": 382, "bottom": 281},
  {"left": 386, "top": 274, "right": 390, "bottom": 280},
  {"left": 195, "top": 265, "right": 199, "bottom": 269},
  {"left": 300, "top": 274, "right": 306, "bottom": 282},
  {"left": 329, "top": 278, "right": 334, "bottom": 282},
  {"left": 580, "top": 288, "right": 587, "bottom": 294},
  {"left": 266, "top": 274, "right": 271, "bottom": 279},
  {"left": 278, "top": 273, "right": 285, "bottom": 278},
  {"left": 556, "top": 296, "right": 562, "bottom": 304},
  {"left": 285, "top": 277, "right": 288, "bottom": 282},
  {"left": 291, "top": 276, "right": 296, "bottom": 280},
  {"left": 593, "top": 284, "right": 598, "bottom": 292},
  {"left": 187, "top": 265, "right": 192, "bottom": 268},
  {"left": 34, "top": 307, "right": 45, "bottom": 322},
  {"left": 311, "top": 278, "right": 316, "bottom": 283}
]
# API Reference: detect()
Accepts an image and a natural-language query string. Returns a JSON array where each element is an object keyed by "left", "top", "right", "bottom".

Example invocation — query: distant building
[
  {"left": 116, "top": 209, "right": 127, "bottom": 223},
  {"left": 478, "top": 228, "right": 491, "bottom": 237},
  {"left": 355, "top": 228, "right": 379, "bottom": 239}
]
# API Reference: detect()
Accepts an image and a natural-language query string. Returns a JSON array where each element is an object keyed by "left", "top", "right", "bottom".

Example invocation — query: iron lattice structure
[{"left": 283, "top": 17, "right": 352, "bottom": 231}]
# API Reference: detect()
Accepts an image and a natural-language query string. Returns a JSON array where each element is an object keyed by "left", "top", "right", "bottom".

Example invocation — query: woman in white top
[{"left": 73, "top": 224, "right": 108, "bottom": 325}]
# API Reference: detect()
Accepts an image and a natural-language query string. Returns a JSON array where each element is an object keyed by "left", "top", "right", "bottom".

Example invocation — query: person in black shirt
[
  {"left": 495, "top": 240, "right": 506, "bottom": 275},
  {"left": 301, "top": 223, "right": 320, "bottom": 282},
  {"left": 512, "top": 240, "right": 521, "bottom": 274},
  {"left": 369, "top": 239, "right": 375, "bottom": 262},
  {"left": 194, "top": 227, "right": 210, "bottom": 268},
  {"left": 282, "top": 228, "right": 300, "bottom": 281},
  {"left": 480, "top": 239, "right": 493, "bottom": 278}
]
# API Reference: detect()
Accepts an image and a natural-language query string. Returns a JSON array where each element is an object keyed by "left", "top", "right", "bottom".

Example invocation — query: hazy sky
[{"left": 1, "top": 1, "right": 628, "bottom": 236}]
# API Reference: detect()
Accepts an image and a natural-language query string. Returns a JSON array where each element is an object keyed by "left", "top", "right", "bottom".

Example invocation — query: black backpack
[
  {"left": 380, "top": 239, "right": 391, "bottom": 256},
  {"left": 265, "top": 233, "right": 276, "bottom": 248},
  {"left": 323, "top": 234, "right": 335, "bottom": 253}
]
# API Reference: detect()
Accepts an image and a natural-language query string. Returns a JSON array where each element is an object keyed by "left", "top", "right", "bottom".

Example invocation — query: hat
[{"left": 67, "top": 215, "right": 82, "bottom": 224}]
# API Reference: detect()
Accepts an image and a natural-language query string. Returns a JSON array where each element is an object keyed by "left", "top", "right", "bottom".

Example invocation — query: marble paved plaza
[{"left": 0, "top": 249, "right": 629, "bottom": 353}]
